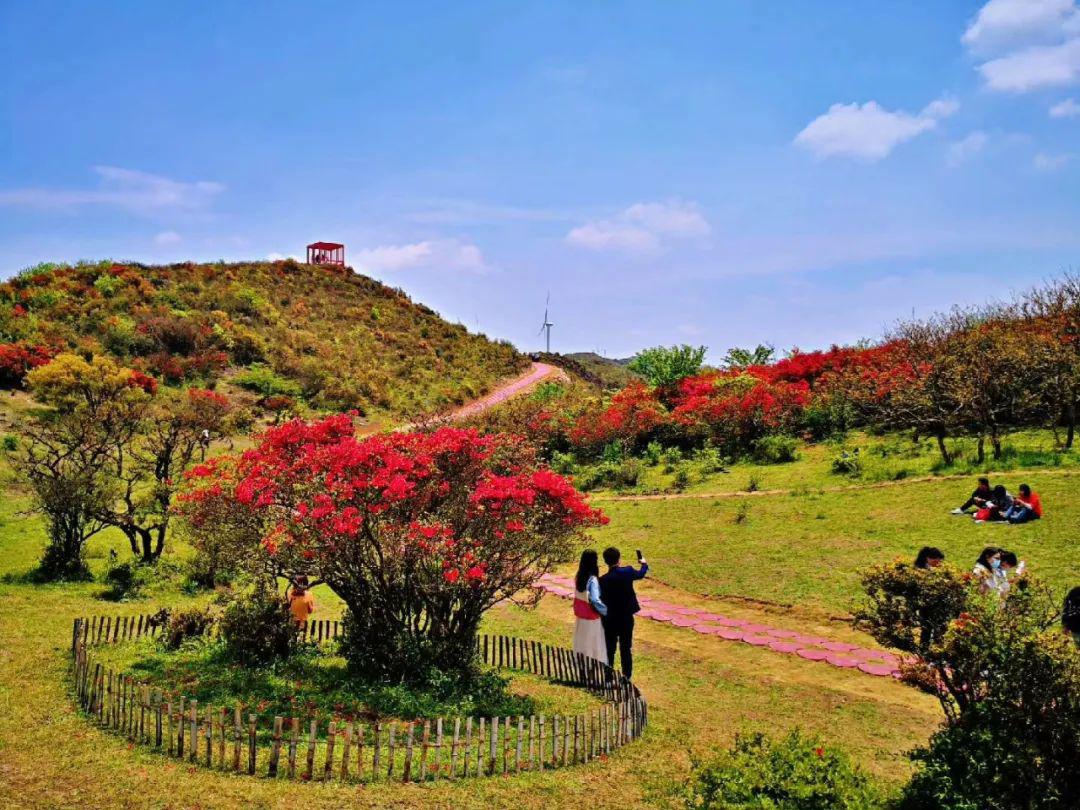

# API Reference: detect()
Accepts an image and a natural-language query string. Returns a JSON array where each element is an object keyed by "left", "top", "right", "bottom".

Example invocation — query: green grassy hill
[{"left": 1, "top": 260, "right": 527, "bottom": 420}]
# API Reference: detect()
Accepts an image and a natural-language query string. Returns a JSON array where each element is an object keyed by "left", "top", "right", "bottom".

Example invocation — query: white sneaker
[
  {"left": 951, "top": 508, "right": 965, "bottom": 515},
  {"left": 974, "top": 519, "right": 985, "bottom": 524}
]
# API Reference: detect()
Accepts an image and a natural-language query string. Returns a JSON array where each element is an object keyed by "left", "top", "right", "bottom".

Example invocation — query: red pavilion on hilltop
[{"left": 306, "top": 242, "right": 345, "bottom": 266}]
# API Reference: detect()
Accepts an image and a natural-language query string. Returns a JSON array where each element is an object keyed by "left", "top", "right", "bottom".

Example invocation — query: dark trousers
[{"left": 602, "top": 614, "right": 635, "bottom": 679}]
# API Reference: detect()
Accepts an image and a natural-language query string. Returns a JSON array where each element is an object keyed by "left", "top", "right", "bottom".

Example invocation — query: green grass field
[{"left": 4, "top": 427, "right": 1077, "bottom": 807}]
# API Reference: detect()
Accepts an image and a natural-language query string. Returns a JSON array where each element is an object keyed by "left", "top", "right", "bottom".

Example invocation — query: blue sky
[{"left": 2, "top": 1, "right": 1079, "bottom": 361}]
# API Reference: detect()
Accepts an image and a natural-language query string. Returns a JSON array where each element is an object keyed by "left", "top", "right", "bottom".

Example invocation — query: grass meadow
[{"left": 2, "top": 426, "right": 1077, "bottom": 807}]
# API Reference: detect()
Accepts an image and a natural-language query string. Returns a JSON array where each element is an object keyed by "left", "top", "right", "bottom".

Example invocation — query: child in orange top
[
  {"left": 288, "top": 576, "right": 316, "bottom": 625},
  {"left": 1006, "top": 484, "right": 1042, "bottom": 524}
]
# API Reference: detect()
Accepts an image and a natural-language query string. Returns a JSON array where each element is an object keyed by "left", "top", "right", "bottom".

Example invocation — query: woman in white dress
[{"left": 572, "top": 550, "right": 608, "bottom": 662}]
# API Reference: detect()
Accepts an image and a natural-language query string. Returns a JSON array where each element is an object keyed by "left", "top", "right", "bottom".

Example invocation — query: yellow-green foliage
[{"left": 1, "top": 260, "right": 526, "bottom": 419}]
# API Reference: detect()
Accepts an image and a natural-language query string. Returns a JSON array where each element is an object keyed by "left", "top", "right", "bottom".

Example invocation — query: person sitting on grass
[
  {"left": 287, "top": 575, "right": 316, "bottom": 627},
  {"left": 952, "top": 477, "right": 992, "bottom": 515},
  {"left": 974, "top": 485, "right": 1013, "bottom": 523},
  {"left": 914, "top": 546, "right": 945, "bottom": 569},
  {"left": 1004, "top": 483, "right": 1043, "bottom": 524},
  {"left": 1063, "top": 587, "right": 1080, "bottom": 647}
]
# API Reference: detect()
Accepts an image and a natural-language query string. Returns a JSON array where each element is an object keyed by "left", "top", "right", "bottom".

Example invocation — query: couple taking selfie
[{"left": 573, "top": 546, "right": 649, "bottom": 679}]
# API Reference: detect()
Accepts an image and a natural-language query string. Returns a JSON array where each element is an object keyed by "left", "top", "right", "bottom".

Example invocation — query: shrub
[
  {"left": 831, "top": 449, "right": 862, "bottom": 476},
  {"left": 673, "top": 467, "right": 691, "bottom": 491},
  {"left": 613, "top": 458, "right": 642, "bottom": 489},
  {"left": 102, "top": 560, "right": 150, "bottom": 601},
  {"left": 160, "top": 607, "right": 214, "bottom": 650},
  {"left": 178, "top": 419, "right": 605, "bottom": 683},
  {"left": 644, "top": 441, "right": 663, "bottom": 466},
  {"left": 858, "top": 564, "right": 1080, "bottom": 809},
  {"left": 232, "top": 363, "right": 302, "bottom": 399},
  {"left": 684, "top": 730, "right": 882, "bottom": 809},
  {"left": 219, "top": 586, "right": 297, "bottom": 665},
  {"left": 753, "top": 435, "right": 799, "bottom": 464}
]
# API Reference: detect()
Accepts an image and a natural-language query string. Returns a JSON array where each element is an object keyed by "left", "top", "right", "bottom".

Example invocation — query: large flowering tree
[{"left": 178, "top": 415, "right": 606, "bottom": 680}]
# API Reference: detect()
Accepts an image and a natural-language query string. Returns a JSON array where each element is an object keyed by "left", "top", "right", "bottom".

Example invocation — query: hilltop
[{"left": 0, "top": 260, "right": 527, "bottom": 419}]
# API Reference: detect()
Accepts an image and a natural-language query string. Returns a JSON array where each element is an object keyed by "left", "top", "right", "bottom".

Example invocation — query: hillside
[
  {"left": 559, "top": 351, "right": 642, "bottom": 389},
  {"left": 0, "top": 260, "right": 527, "bottom": 419}
]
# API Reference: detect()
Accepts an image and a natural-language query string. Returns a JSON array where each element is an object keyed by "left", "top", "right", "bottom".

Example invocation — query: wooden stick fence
[{"left": 68, "top": 615, "right": 647, "bottom": 784}]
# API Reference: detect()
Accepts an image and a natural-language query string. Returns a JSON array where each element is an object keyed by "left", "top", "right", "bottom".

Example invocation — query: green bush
[
  {"left": 219, "top": 586, "right": 297, "bottom": 665},
  {"left": 858, "top": 564, "right": 1080, "bottom": 809},
  {"left": 160, "top": 607, "right": 214, "bottom": 651},
  {"left": 644, "top": 441, "right": 663, "bottom": 466},
  {"left": 232, "top": 363, "right": 302, "bottom": 399},
  {"left": 673, "top": 467, "right": 691, "bottom": 491},
  {"left": 102, "top": 560, "right": 151, "bottom": 601},
  {"left": 753, "top": 435, "right": 799, "bottom": 464},
  {"left": 684, "top": 730, "right": 882, "bottom": 809},
  {"left": 831, "top": 449, "right": 862, "bottom": 476}
]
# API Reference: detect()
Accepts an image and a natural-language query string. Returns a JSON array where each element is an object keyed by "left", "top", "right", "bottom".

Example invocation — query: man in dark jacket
[{"left": 598, "top": 546, "right": 648, "bottom": 679}]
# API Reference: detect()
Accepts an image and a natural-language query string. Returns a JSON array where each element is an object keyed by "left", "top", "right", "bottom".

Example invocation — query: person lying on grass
[
  {"left": 1003, "top": 483, "right": 1043, "bottom": 524},
  {"left": 952, "top": 476, "right": 992, "bottom": 515}
]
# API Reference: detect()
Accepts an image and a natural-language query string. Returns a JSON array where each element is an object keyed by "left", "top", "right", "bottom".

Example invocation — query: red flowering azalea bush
[
  {"left": 568, "top": 382, "right": 668, "bottom": 455},
  {"left": 670, "top": 373, "right": 810, "bottom": 456},
  {"left": 0, "top": 342, "right": 56, "bottom": 388},
  {"left": 178, "top": 415, "right": 606, "bottom": 681}
]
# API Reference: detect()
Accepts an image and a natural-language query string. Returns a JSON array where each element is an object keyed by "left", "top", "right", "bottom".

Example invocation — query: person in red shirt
[{"left": 1006, "top": 483, "right": 1042, "bottom": 524}]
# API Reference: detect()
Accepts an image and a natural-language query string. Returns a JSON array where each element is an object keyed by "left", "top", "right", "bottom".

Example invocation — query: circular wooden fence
[{"left": 68, "top": 614, "right": 647, "bottom": 783}]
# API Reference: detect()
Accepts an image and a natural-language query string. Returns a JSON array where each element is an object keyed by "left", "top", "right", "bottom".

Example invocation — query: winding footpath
[
  {"left": 448, "top": 362, "right": 565, "bottom": 421},
  {"left": 535, "top": 574, "right": 904, "bottom": 680}
]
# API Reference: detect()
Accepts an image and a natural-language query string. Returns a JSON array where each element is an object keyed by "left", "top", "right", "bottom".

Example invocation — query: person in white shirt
[{"left": 572, "top": 550, "right": 608, "bottom": 663}]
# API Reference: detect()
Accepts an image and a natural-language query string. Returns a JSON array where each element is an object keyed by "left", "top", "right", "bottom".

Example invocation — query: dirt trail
[{"left": 445, "top": 361, "right": 566, "bottom": 420}]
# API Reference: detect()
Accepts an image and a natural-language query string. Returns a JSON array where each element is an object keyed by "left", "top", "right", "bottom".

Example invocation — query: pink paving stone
[
  {"left": 820, "top": 641, "right": 862, "bottom": 652},
  {"left": 715, "top": 627, "right": 746, "bottom": 641},
  {"left": 714, "top": 617, "right": 751, "bottom": 627},
  {"left": 767, "top": 640, "right": 803, "bottom": 654},
  {"left": 670, "top": 617, "right": 698, "bottom": 627},
  {"left": 858, "top": 662, "right": 900, "bottom": 677},
  {"left": 764, "top": 628, "right": 799, "bottom": 639},
  {"left": 790, "top": 635, "right": 832, "bottom": 647},
  {"left": 692, "top": 623, "right": 727, "bottom": 635},
  {"left": 650, "top": 613, "right": 675, "bottom": 623},
  {"left": 742, "top": 623, "right": 774, "bottom": 634},
  {"left": 796, "top": 648, "right": 830, "bottom": 661},
  {"left": 825, "top": 654, "right": 861, "bottom": 668},
  {"left": 742, "top": 634, "right": 774, "bottom": 646},
  {"left": 674, "top": 608, "right": 703, "bottom": 616}
]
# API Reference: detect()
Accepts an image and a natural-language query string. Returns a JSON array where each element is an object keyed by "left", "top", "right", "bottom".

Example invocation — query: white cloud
[
  {"left": 566, "top": 222, "right": 659, "bottom": 253},
  {"left": 623, "top": 201, "right": 711, "bottom": 237},
  {"left": 794, "top": 98, "right": 958, "bottom": 161},
  {"left": 565, "top": 200, "right": 710, "bottom": 254},
  {"left": 979, "top": 37, "right": 1080, "bottom": 90},
  {"left": 0, "top": 166, "right": 225, "bottom": 213},
  {"left": 154, "top": 230, "right": 182, "bottom": 246},
  {"left": 1034, "top": 151, "right": 1073, "bottom": 169},
  {"left": 963, "top": 0, "right": 1079, "bottom": 53},
  {"left": 351, "top": 239, "right": 487, "bottom": 273},
  {"left": 947, "top": 131, "right": 989, "bottom": 166},
  {"left": 1050, "top": 97, "right": 1080, "bottom": 115},
  {"left": 267, "top": 252, "right": 303, "bottom": 261},
  {"left": 965, "top": 1, "right": 1080, "bottom": 92}
]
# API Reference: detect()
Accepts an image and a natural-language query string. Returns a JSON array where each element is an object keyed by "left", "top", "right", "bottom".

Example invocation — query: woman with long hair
[{"left": 573, "top": 550, "right": 608, "bottom": 662}]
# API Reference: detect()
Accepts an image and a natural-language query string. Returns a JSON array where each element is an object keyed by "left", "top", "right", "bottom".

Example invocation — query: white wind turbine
[{"left": 538, "top": 293, "right": 554, "bottom": 353}]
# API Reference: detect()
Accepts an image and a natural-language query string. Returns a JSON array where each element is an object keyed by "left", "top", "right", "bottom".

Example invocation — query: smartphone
[{"left": 636, "top": 549, "right": 643, "bottom": 562}]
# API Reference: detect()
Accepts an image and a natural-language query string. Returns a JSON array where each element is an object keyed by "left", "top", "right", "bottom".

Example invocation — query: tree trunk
[
  {"left": 1066, "top": 402, "right": 1076, "bottom": 450},
  {"left": 936, "top": 432, "right": 952, "bottom": 465},
  {"left": 991, "top": 434, "right": 1002, "bottom": 460},
  {"left": 976, "top": 436, "right": 985, "bottom": 465}
]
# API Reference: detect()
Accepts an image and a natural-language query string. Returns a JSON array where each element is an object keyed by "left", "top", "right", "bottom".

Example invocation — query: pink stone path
[
  {"left": 447, "top": 362, "right": 565, "bottom": 421},
  {"left": 535, "top": 574, "right": 903, "bottom": 679}
]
